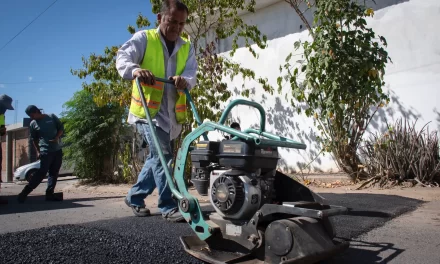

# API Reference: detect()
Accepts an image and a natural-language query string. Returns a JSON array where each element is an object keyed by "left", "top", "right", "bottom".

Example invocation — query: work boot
[
  {"left": 125, "top": 197, "right": 150, "bottom": 217},
  {"left": 17, "top": 185, "right": 33, "bottom": 203},
  {"left": 46, "top": 192, "right": 63, "bottom": 202},
  {"left": 162, "top": 207, "right": 185, "bottom": 222}
]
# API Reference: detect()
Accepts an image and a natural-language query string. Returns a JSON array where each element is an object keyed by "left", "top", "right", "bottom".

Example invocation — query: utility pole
[{"left": 14, "top": 100, "right": 18, "bottom": 124}]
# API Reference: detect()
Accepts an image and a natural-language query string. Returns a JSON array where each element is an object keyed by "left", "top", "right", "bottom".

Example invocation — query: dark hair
[
  {"left": 231, "top": 122, "right": 240, "bottom": 129},
  {"left": 160, "top": 0, "right": 189, "bottom": 15},
  {"left": 25, "top": 105, "right": 41, "bottom": 116}
]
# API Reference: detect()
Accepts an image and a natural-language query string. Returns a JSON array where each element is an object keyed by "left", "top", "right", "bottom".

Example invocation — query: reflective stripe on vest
[{"left": 129, "top": 29, "right": 190, "bottom": 124}]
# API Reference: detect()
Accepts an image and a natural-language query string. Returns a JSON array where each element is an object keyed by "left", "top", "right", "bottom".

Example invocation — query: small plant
[
  {"left": 118, "top": 143, "right": 135, "bottom": 183},
  {"left": 359, "top": 118, "right": 440, "bottom": 188}
]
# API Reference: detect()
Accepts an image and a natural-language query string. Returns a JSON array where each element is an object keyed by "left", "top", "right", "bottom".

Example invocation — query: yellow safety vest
[
  {"left": 0, "top": 114, "right": 5, "bottom": 137},
  {"left": 129, "top": 29, "right": 190, "bottom": 124}
]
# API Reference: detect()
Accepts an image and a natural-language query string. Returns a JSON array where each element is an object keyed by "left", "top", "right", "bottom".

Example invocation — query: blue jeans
[{"left": 126, "top": 123, "right": 177, "bottom": 214}]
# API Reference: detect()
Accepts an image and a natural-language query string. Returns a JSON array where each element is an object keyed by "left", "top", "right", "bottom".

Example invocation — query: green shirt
[{"left": 30, "top": 114, "right": 64, "bottom": 153}]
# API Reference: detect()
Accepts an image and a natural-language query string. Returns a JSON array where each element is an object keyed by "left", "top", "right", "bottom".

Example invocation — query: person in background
[
  {"left": 230, "top": 122, "right": 241, "bottom": 131},
  {"left": 224, "top": 122, "right": 241, "bottom": 140},
  {"left": 0, "top": 94, "right": 14, "bottom": 205},
  {"left": 17, "top": 105, "right": 64, "bottom": 203}
]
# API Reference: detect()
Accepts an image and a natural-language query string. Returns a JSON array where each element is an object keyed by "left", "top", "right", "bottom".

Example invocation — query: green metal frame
[{"left": 135, "top": 77, "right": 307, "bottom": 241}]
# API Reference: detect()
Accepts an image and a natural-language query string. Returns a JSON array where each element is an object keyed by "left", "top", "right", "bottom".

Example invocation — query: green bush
[{"left": 61, "top": 90, "right": 131, "bottom": 183}]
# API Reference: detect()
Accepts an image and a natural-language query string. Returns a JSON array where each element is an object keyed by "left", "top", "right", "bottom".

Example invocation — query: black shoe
[
  {"left": 162, "top": 207, "right": 185, "bottom": 222},
  {"left": 125, "top": 197, "right": 150, "bottom": 217},
  {"left": 17, "top": 185, "right": 33, "bottom": 203},
  {"left": 46, "top": 192, "right": 63, "bottom": 201}
]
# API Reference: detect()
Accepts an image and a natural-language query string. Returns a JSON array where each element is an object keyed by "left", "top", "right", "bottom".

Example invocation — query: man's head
[
  {"left": 25, "top": 105, "right": 43, "bottom": 120},
  {"left": 158, "top": 0, "right": 189, "bottom": 42},
  {"left": 0, "top": 94, "right": 14, "bottom": 115},
  {"left": 231, "top": 122, "right": 241, "bottom": 131}
]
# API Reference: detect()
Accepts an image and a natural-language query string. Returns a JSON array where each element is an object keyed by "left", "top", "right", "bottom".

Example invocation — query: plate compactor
[{"left": 135, "top": 77, "right": 349, "bottom": 264}]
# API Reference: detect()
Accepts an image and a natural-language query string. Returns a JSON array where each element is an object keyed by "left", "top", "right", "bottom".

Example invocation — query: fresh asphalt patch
[
  {"left": 0, "top": 220, "right": 201, "bottom": 264},
  {"left": 0, "top": 193, "right": 425, "bottom": 264},
  {"left": 320, "top": 193, "right": 424, "bottom": 240}
]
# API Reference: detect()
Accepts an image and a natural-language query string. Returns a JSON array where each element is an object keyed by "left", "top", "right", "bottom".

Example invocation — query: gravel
[
  {"left": 0, "top": 220, "right": 201, "bottom": 264},
  {"left": 0, "top": 193, "right": 424, "bottom": 264}
]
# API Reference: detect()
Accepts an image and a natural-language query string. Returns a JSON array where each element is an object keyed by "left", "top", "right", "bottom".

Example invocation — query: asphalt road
[{"left": 0, "top": 192, "right": 424, "bottom": 264}]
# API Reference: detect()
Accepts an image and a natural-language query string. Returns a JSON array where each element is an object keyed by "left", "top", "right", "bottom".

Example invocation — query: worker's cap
[
  {"left": 0, "top": 94, "right": 14, "bottom": 110},
  {"left": 25, "top": 105, "right": 40, "bottom": 116}
]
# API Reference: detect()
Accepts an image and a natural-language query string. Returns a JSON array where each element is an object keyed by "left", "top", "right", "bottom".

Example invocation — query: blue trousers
[
  {"left": 28, "top": 149, "right": 63, "bottom": 194},
  {"left": 126, "top": 123, "right": 177, "bottom": 214}
]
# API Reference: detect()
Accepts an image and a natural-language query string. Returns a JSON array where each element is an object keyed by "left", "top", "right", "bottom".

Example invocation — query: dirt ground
[
  {"left": 308, "top": 185, "right": 440, "bottom": 201},
  {"left": 59, "top": 176, "right": 440, "bottom": 203}
]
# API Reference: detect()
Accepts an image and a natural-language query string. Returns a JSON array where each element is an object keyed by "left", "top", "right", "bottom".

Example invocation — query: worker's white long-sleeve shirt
[{"left": 116, "top": 27, "right": 198, "bottom": 140}]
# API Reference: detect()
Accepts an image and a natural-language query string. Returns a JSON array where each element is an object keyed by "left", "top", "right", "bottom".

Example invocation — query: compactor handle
[{"left": 218, "top": 99, "right": 266, "bottom": 134}]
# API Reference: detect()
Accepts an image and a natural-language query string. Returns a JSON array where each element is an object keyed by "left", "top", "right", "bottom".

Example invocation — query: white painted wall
[
  {"left": 201, "top": 0, "right": 440, "bottom": 173},
  {"left": 214, "top": 0, "right": 409, "bottom": 53}
]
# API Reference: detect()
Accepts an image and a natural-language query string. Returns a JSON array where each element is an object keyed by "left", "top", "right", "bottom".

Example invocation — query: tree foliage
[
  {"left": 280, "top": 0, "right": 391, "bottom": 180},
  {"left": 70, "top": 46, "right": 130, "bottom": 107},
  {"left": 71, "top": 15, "right": 151, "bottom": 108},
  {"left": 61, "top": 89, "right": 129, "bottom": 183}
]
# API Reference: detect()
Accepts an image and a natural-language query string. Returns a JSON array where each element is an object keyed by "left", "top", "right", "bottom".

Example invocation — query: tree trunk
[{"left": 334, "top": 144, "right": 369, "bottom": 181}]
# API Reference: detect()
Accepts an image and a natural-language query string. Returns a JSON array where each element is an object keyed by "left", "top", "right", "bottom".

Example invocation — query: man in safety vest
[
  {"left": 0, "top": 94, "right": 14, "bottom": 205},
  {"left": 116, "top": 0, "right": 197, "bottom": 222}
]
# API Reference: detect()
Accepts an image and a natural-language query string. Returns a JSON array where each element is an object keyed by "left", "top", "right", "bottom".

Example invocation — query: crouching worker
[{"left": 17, "top": 105, "right": 64, "bottom": 203}]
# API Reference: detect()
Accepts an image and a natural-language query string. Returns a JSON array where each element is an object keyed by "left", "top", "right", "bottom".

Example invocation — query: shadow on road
[
  {"left": 331, "top": 239, "right": 405, "bottom": 263},
  {"left": 0, "top": 195, "right": 124, "bottom": 215}
]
